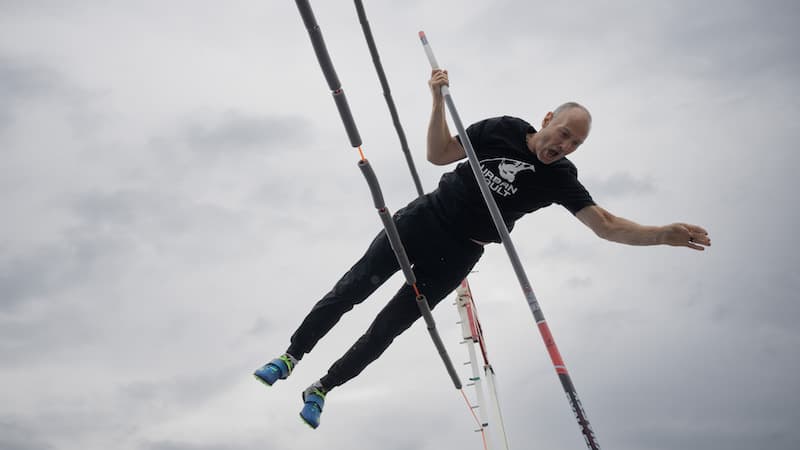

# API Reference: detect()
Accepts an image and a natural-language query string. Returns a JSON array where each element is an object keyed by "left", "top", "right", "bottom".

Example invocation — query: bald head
[
  {"left": 552, "top": 102, "right": 592, "bottom": 126},
  {"left": 530, "top": 102, "right": 592, "bottom": 164}
]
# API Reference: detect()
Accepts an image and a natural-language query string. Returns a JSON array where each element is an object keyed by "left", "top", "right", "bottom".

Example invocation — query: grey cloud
[
  {"left": 120, "top": 366, "right": 238, "bottom": 411},
  {"left": 0, "top": 54, "right": 101, "bottom": 138},
  {"left": 610, "top": 371, "right": 800, "bottom": 450},
  {"left": 461, "top": 0, "right": 799, "bottom": 89},
  {"left": 584, "top": 172, "right": 655, "bottom": 198},
  {"left": 69, "top": 188, "right": 254, "bottom": 260},
  {"left": 0, "top": 236, "right": 123, "bottom": 312},
  {"left": 71, "top": 190, "right": 141, "bottom": 226},
  {"left": 247, "top": 165, "right": 363, "bottom": 215},
  {"left": 8, "top": 408, "right": 134, "bottom": 450},
  {"left": 345, "top": 403, "right": 447, "bottom": 450},
  {"left": 0, "top": 367, "right": 249, "bottom": 448},
  {"left": 0, "top": 1, "right": 75, "bottom": 15},
  {"left": 0, "top": 195, "right": 140, "bottom": 312},
  {"left": 245, "top": 316, "right": 273, "bottom": 336},
  {"left": 71, "top": 189, "right": 188, "bottom": 232},
  {"left": 565, "top": 276, "right": 593, "bottom": 288},
  {"left": 705, "top": 249, "right": 800, "bottom": 333},
  {"left": 0, "top": 407, "right": 127, "bottom": 450},
  {"left": 537, "top": 236, "right": 598, "bottom": 261},
  {"left": 623, "top": 428, "right": 797, "bottom": 450},
  {"left": 0, "top": 56, "right": 61, "bottom": 130},
  {"left": 649, "top": 0, "right": 800, "bottom": 82},
  {"left": 143, "top": 443, "right": 233, "bottom": 450},
  {"left": 0, "top": 420, "right": 54, "bottom": 450},
  {"left": 0, "top": 57, "right": 59, "bottom": 99},
  {"left": 0, "top": 305, "right": 101, "bottom": 365},
  {"left": 459, "top": 1, "right": 638, "bottom": 47},
  {"left": 0, "top": 249, "right": 50, "bottom": 311},
  {"left": 0, "top": 187, "right": 247, "bottom": 312},
  {"left": 178, "top": 111, "right": 313, "bottom": 155},
  {"left": 142, "top": 441, "right": 268, "bottom": 450}
]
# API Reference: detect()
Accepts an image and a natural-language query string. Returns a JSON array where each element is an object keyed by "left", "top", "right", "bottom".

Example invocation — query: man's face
[{"left": 531, "top": 108, "right": 591, "bottom": 164}]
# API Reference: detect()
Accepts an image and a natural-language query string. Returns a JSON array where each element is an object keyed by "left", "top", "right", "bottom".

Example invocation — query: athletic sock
[
  {"left": 304, "top": 380, "right": 329, "bottom": 398},
  {"left": 283, "top": 352, "right": 299, "bottom": 368}
]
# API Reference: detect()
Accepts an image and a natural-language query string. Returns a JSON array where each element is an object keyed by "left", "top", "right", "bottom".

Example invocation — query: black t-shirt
[{"left": 427, "top": 115, "right": 595, "bottom": 243}]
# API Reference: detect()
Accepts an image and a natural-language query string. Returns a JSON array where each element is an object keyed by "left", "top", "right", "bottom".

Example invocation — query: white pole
[
  {"left": 456, "top": 283, "right": 493, "bottom": 449},
  {"left": 485, "top": 364, "right": 511, "bottom": 450},
  {"left": 457, "top": 281, "right": 512, "bottom": 450}
]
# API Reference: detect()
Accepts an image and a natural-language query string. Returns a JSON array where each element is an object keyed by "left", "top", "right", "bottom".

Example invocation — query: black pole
[{"left": 353, "top": 0, "right": 425, "bottom": 196}]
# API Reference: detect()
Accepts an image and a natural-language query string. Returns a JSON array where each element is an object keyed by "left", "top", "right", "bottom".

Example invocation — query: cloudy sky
[{"left": 1, "top": 1, "right": 798, "bottom": 449}]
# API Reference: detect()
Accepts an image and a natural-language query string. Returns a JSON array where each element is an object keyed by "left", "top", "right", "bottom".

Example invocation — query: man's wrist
[{"left": 655, "top": 226, "right": 668, "bottom": 245}]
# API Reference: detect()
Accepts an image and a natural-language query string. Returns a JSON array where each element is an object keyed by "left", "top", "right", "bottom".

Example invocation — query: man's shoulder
[
  {"left": 488, "top": 115, "right": 531, "bottom": 127},
  {"left": 550, "top": 157, "right": 579, "bottom": 176},
  {"left": 476, "top": 115, "right": 531, "bottom": 135}
]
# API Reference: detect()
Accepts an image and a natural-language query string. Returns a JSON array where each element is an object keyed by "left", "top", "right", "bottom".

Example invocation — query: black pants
[{"left": 286, "top": 196, "right": 484, "bottom": 390}]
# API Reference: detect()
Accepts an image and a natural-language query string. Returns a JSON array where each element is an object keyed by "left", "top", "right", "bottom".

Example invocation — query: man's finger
[
  {"left": 686, "top": 242, "right": 706, "bottom": 251},
  {"left": 682, "top": 223, "right": 708, "bottom": 235}
]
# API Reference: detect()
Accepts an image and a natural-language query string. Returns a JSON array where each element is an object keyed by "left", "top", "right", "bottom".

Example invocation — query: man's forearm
[
  {"left": 603, "top": 216, "right": 665, "bottom": 246},
  {"left": 427, "top": 97, "right": 451, "bottom": 162}
]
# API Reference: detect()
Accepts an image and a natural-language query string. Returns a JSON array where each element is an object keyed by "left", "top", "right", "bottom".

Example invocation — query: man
[{"left": 254, "top": 69, "right": 711, "bottom": 428}]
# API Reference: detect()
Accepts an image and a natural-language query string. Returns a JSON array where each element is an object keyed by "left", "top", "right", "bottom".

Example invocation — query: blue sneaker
[
  {"left": 253, "top": 355, "right": 293, "bottom": 386},
  {"left": 299, "top": 385, "right": 326, "bottom": 429}
]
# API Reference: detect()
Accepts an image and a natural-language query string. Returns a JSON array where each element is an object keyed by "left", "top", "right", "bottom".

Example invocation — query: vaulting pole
[{"left": 419, "top": 31, "right": 601, "bottom": 449}]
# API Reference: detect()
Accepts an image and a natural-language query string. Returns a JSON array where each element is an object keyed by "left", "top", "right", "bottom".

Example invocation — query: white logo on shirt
[{"left": 480, "top": 158, "right": 536, "bottom": 197}]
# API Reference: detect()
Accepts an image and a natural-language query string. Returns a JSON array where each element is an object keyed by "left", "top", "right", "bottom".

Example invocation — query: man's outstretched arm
[
  {"left": 575, "top": 205, "right": 711, "bottom": 251},
  {"left": 426, "top": 69, "right": 466, "bottom": 165}
]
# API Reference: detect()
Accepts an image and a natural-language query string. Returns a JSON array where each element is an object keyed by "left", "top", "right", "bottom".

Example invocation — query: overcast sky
[{"left": 1, "top": 1, "right": 799, "bottom": 449}]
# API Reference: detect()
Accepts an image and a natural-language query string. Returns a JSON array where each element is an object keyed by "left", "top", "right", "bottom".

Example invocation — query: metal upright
[{"left": 456, "top": 281, "right": 511, "bottom": 450}]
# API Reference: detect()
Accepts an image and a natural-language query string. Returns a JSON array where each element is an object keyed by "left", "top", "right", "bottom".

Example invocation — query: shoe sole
[
  {"left": 253, "top": 373, "right": 276, "bottom": 387},
  {"left": 299, "top": 412, "right": 319, "bottom": 429}
]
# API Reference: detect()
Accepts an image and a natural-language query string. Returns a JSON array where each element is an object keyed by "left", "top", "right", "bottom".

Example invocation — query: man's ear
[{"left": 541, "top": 111, "right": 554, "bottom": 128}]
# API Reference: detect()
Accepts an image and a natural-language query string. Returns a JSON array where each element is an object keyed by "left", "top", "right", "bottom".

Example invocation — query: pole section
[
  {"left": 419, "top": 31, "right": 600, "bottom": 450},
  {"left": 353, "top": 0, "right": 425, "bottom": 197},
  {"left": 358, "top": 160, "right": 462, "bottom": 388}
]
